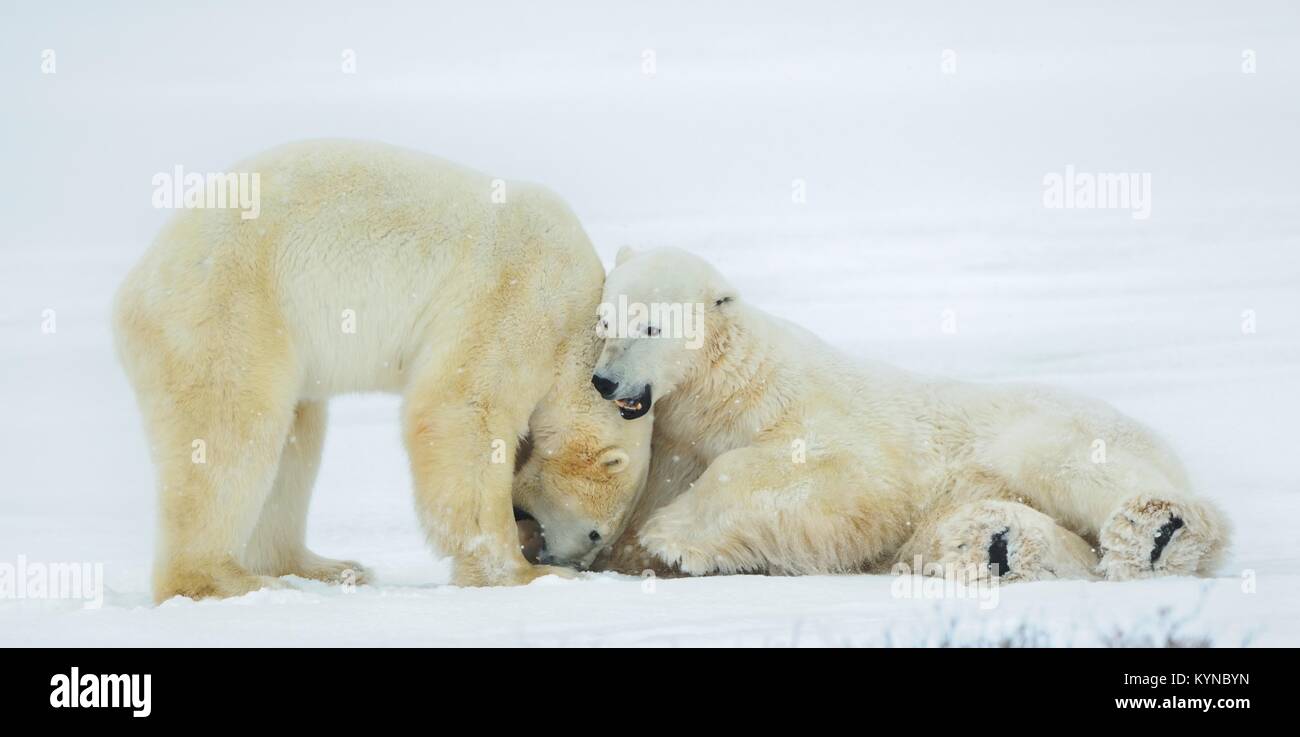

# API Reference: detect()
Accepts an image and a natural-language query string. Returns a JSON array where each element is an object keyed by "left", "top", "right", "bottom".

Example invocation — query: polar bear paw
[
  {"left": 933, "top": 501, "right": 1097, "bottom": 583},
  {"left": 290, "top": 553, "right": 372, "bottom": 587},
  {"left": 637, "top": 508, "right": 744, "bottom": 576},
  {"left": 515, "top": 564, "right": 579, "bottom": 583},
  {"left": 154, "top": 561, "right": 293, "bottom": 603},
  {"left": 1097, "top": 496, "right": 1228, "bottom": 580},
  {"left": 936, "top": 509, "right": 1045, "bottom": 582},
  {"left": 638, "top": 524, "right": 719, "bottom": 576}
]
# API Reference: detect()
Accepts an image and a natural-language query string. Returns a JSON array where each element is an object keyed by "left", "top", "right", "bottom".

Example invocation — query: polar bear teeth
[{"left": 614, "top": 399, "right": 642, "bottom": 411}]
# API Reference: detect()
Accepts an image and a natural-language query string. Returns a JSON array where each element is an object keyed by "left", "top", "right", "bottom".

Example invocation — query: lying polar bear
[
  {"left": 590, "top": 247, "right": 1229, "bottom": 582},
  {"left": 114, "top": 140, "right": 651, "bottom": 601}
]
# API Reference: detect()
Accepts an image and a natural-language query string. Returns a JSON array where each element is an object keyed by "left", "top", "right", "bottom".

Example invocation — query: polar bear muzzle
[
  {"left": 591, "top": 374, "right": 652, "bottom": 420},
  {"left": 614, "top": 387, "right": 652, "bottom": 420},
  {"left": 613, "top": 388, "right": 652, "bottom": 420}
]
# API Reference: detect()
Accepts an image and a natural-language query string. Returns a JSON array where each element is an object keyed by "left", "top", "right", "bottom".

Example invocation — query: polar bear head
[
  {"left": 512, "top": 336, "right": 654, "bottom": 568},
  {"left": 592, "top": 246, "right": 738, "bottom": 418}
]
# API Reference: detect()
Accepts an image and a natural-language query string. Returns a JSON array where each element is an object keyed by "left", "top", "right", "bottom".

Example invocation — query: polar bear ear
[
  {"left": 615, "top": 246, "right": 639, "bottom": 267},
  {"left": 598, "top": 448, "right": 630, "bottom": 473}
]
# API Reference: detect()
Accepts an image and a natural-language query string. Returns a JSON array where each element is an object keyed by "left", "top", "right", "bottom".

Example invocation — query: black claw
[
  {"left": 1150, "top": 516, "right": 1185, "bottom": 568},
  {"left": 988, "top": 528, "right": 1011, "bottom": 576}
]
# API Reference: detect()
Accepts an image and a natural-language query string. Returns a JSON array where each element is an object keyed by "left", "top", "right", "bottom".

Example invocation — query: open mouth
[
  {"left": 514, "top": 507, "right": 546, "bottom": 564},
  {"left": 612, "top": 386, "right": 653, "bottom": 420}
]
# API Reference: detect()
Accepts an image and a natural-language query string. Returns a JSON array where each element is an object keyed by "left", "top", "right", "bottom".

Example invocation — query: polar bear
[
  {"left": 588, "top": 247, "right": 1229, "bottom": 582},
  {"left": 114, "top": 140, "right": 652, "bottom": 602}
]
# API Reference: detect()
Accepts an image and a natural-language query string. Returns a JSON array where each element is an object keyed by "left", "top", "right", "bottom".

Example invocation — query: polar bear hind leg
[
  {"left": 129, "top": 341, "right": 301, "bottom": 601},
  {"left": 979, "top": 402, "right": 1230, "bottom": 580}
]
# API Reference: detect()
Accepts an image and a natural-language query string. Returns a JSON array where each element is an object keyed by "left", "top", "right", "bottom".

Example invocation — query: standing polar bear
[
  {"left": 115, "top": 140, "right": 651, "bottom": 602},
  {"left": 591, "top": 247, "right": 1230, "bottom": 582}
]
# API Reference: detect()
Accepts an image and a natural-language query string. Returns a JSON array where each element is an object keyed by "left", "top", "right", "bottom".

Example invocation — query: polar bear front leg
[
  {"left": 900, "top": 500, "right": 1099, "bottom": 583},
  {"left": 592, "top": 439, "right": 705, "bottom": 576},
  {"left": 639, "top": 446, "right": 910, "bottom": 576},
  {"left": 403, "top": 375, "right": 573, "bottom": 587},
  {"left": 1097, "top": 495, "right": 1230, "bottom": 580}
]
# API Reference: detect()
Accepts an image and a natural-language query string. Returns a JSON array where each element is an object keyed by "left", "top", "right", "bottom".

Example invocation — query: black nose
[{"left": 591, "top": 374, "right": 619, "bottom": 399}]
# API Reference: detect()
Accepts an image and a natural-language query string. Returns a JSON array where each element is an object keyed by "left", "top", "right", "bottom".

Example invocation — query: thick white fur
[
  {"left": 114, "top": 140, "right": 651, "bottom": 602},
  {"left": 593, "top": 247, "right": 1230, "bottom": 582}
]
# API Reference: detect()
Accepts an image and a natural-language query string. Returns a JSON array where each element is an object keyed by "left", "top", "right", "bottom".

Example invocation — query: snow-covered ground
[{"left": 2, "top": 1, "right": 1298, "bottom": 646}]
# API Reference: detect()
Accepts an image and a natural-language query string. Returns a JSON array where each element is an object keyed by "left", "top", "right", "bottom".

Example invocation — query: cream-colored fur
[
  {"left": 114, "top": 140, "right": 651, "bottom": 602},
  {"left": 591, "top": 247, "right": 1230, "bottom": 582}
]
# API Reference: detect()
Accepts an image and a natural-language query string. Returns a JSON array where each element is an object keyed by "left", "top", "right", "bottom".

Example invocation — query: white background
[{"left": 1, "top": 0, "right": 1298, "bottom": 645}]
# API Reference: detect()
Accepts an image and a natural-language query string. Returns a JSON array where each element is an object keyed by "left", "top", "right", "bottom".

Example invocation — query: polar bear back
[{"left": 118, "top": 139, "right": 602, "bottom": 398}]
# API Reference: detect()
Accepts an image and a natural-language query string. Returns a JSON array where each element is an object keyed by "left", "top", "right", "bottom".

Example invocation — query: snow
[{"left": 2, "top": 0, "right": 1298, "bottom": 646}]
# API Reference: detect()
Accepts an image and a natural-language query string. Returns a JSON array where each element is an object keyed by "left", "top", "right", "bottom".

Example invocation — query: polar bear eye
[{"left": 646, "top": 325, "right": 660, "bottom": 337}]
